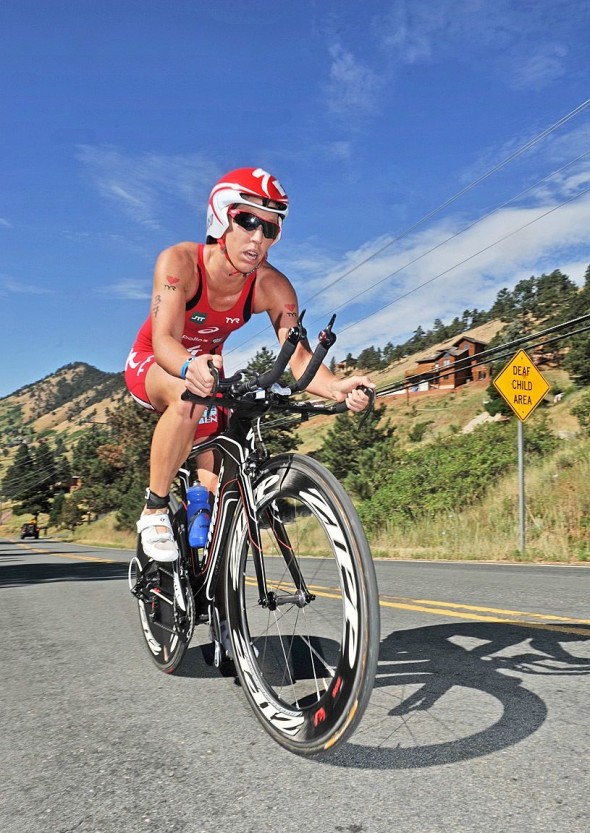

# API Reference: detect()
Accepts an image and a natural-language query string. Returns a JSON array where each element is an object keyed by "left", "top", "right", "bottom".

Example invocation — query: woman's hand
[
  {"left": 328, "top": 375, "right": 375, "bottom": 413},
  {"left": 184, "top": 354, "right": 223, "bottom": 397}
]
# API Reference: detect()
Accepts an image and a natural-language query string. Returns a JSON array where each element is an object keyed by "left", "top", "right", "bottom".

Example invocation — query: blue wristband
[{"left": 180, "top": 357, "right": 194, "bottom": 379}]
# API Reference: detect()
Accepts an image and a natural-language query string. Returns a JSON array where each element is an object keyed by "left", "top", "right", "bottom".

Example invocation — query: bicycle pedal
[{"left": 128, "top": 557, "right": 153, "bottom": 602}]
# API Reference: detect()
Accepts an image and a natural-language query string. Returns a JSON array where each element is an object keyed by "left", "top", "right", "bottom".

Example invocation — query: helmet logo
[{"left": 252, "top": 168, "right": 286, "bottom": 198}]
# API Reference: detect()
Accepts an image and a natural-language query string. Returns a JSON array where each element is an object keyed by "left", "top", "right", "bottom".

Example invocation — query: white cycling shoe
[{"left": 137, "top": 512, "right": 179, "bottom": 563}]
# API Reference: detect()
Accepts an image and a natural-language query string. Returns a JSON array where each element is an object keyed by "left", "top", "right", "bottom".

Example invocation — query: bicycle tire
[
  {"left": 224, "top": 453, "right": 380, "bottom": 756},
  {"left": 129, "top": 497, "right": 195, "bottom": 674}
]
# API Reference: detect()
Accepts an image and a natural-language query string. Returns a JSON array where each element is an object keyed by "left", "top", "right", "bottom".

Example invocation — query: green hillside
[{"left": 3, "top": 262, "right": 590, "bottom": 562}]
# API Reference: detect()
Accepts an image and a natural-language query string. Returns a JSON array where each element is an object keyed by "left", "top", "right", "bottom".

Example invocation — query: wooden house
[{"left": 405, "top": 336, "right": 491, "bottom": 391}]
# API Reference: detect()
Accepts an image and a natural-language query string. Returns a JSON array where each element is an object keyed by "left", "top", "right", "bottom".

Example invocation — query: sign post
[{"left": 493, "top": 350, "right": 550, "bottom": 552}]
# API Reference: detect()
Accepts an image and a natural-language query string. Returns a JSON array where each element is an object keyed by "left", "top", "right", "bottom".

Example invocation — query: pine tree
[
  {"left": 71, "top": 427, "right": 121, "bottom": 519},
  {"left": 53, "top": 436, "right": 72, "bottom": 490},
  {"left": 316, "top": 406, "right": 395, "bottom": 484},
  {"left": 562, "top": 264, "right": 590, "bottom": 383},
  {"left": 245, "top": 348, "right": 301, "bottom": 455},
  {"left": 247, "top": 346, "right": 277, "bottom": 376},
  {"left": 60, "top": 497, "right": 84, "bottom": 531},
  {"left": 49, "top": 491, "right": 66, "bottom": 526},
  {"left": 356, "top": 346, "right": 384, "bottom": 371},
  {"left": 109, "top": 401, "right": 158, "bottom": 529},
  {"left": 2, "top": 443, "right": 36, "bottom": 511},
  {"left": 31, "top": 442, "right": 58, "bottom": 514},
  {"left": 563, "top": 334, "right": 590, "bottom": 385},
  {"left": 489, "top": 287, "right": 516, "bottom": 322},
  {"left": 535, "top": 270, "right": 579, "bottom": 324}
]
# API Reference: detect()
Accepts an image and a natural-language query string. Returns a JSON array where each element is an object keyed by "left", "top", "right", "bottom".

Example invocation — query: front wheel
[{"left": 225, "top": 454, "right": 380, "bottom": 756}]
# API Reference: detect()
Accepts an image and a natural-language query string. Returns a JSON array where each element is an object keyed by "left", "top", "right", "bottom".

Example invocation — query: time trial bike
[{"left": 128, "top": 316, "right": 380, "bottom": 756}]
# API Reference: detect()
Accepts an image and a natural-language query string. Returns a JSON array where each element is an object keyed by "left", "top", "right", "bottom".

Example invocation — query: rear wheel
[
  {"left": 129, "top": 498, "right": 195, "bottom": 674},
  {"left": 225, "top": 454, "right": 380, "bottom": 756}
]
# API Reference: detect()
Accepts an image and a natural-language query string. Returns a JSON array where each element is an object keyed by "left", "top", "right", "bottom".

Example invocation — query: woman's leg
[
  {"left": 139, "top": 363, "right": 206, "bottom": 561},
  {"left": 145, "top": 362, "right": 207, "bottom": 492}
]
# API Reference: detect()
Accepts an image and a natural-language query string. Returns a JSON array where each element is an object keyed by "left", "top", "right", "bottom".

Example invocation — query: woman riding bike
[{"left": 124, "top": 166, "right": 374, "bottom": 563}]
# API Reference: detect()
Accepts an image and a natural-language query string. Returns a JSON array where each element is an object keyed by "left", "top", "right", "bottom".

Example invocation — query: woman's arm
[
  {"left": 150, "top": 245, "right": 196, "bottom": 376},
  {"left": 150, "top": 244, "right": 223, "bottom": 394},
  {"left": 256, "top": 266, "right": 374, "bottom": 411}
]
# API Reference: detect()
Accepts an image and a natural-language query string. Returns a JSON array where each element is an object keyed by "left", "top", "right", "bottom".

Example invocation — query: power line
[
  {"left": 299, "top": 99, "right": 590, "bottom": 310},
  {"left": 303, "top": 150, "right": 590, "bottom": 331},
  {"left": 338, "top": 182, "right": 590, "bottom": 338},
  {"left": 225, "top": 97, "right": 590, "bottom": 358},
  {"left": 259, "top": 312, "right": 590, "bottom": 432},
  {"left": 377, "top": 317, "right": 590, "bottom": 398}
]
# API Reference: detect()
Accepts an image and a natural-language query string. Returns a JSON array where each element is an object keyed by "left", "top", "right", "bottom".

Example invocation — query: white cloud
[
  {"left": 77, "top": 145, "right": 219, "bottom": 229},
  {"left": 1, "top": 276, "right": 53, "bottom": 295},
  {"left": 282, "top": 175, "right": 590, "bottom": 358},
  {"left": 95, "top": 279, "right": 152, "bottom": 301},
  {"left": 323, "top": 44, "right": 382, "bottom": 120},
  {"left": 507, "top": 47, "right": 568, "bottom": 91},
  {"left": 373, "top": 0, "right": 583, "bottom": 92},
  {"left": 220, "top": 143, "right": 590, "bottom": 371},
  {"left": 0, "top": 218, "right": 12, "bottom": 228}
]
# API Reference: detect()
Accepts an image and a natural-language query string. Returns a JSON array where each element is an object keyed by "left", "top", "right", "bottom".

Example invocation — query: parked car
[{"left": 20, "top": 521, "right": 39, "bottom": 540}]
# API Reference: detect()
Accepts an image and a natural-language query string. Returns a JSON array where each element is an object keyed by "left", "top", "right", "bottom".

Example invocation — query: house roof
[
  {"left": 455, "top": 336, "right": 487, "bottom": 346},
  {"left": 413, "top": 335, "right": 487, "bottom": 365},
  {"left": 415, "top": 346, "right": 468, "bottom": 364}
]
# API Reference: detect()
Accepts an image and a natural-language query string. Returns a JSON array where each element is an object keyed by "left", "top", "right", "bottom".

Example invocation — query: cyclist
[{"left": 125, "top": 166, "right": 374, "bottom": 562}]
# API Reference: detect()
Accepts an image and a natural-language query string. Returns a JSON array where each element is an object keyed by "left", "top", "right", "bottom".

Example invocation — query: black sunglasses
[{"left": 228, "top": 209, "right": 280, "bottom": 240}]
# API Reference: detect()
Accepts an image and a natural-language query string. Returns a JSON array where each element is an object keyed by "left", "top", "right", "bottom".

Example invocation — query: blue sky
[{"left": 2, "top": 0, "right": 590, "bottom": 397}]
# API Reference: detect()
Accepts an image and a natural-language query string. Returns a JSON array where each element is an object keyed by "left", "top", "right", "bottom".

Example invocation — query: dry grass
[
  {"left": 68, "top": 514, "right": 136, "bottom": 549},
  {"left": 369, "top": 435, "right": 590, "bottom": 564}
]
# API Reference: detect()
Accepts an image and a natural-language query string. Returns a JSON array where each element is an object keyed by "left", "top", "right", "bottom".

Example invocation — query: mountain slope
[{"left": 0, "top": 362, "right": 126, "bottom": 444}]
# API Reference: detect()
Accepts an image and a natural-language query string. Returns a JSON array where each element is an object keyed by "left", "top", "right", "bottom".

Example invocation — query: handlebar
[
  {"left": 290, "top": 314, "right": 337, "bottom": 393},
  {"left": 242, "top": 324, "right": 302, "bottom": 392},
  {"left": 180, "top": 313, "right": 375, "bottom": 423}
]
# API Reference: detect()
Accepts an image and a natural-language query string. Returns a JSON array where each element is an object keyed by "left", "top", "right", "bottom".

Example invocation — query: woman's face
[{"left": 224, "top": 200, "right": 280, "bottom": 272}]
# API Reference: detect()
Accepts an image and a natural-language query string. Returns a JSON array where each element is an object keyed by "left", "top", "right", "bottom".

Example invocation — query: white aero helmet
[{"left": 206, "top": 167, "right": 289, "bottom": 241}]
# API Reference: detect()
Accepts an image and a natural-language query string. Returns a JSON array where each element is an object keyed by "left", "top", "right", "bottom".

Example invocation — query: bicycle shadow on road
[{"left": 328, "top": 620, "right": 590, "bottom": 770}]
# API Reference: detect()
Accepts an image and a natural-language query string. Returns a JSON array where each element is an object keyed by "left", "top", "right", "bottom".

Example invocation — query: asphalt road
[{"left": 1, "top": 538, "right": 588, "bottom": 833}]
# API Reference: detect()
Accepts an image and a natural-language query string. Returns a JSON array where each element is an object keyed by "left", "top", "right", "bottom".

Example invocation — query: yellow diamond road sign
[{"left": 493, "top": 349, "right": 551, "bottom": 421}]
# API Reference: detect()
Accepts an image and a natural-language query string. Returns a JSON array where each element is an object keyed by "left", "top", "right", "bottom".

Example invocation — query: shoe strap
[{"left": 136, "top": 513, "right": 173, "bottom": 534}]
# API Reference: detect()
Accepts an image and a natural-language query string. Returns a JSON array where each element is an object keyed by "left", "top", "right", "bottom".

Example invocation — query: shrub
[
  {"left": 358, "top": 418, "right": 556, "bottom": 534},
  {"left": 571, "top": 390, "right": 590, "bottom": 434}
]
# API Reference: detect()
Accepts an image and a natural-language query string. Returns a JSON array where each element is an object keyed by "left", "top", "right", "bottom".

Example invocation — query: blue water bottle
[{"left": 186, "top": 482, "right": 211, "bottom": 548}]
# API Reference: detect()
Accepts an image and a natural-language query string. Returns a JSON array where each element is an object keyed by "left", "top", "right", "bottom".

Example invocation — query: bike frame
[{"left": 176, "top": 407, "right": 311, "bottom": 622}]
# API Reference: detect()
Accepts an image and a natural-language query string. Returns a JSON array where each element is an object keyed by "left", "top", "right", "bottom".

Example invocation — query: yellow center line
[
  {"left": 51, "top": 552, "right": 117, "bottom": 564},
  {"left": 14, "top": 544, "right": 116, "bottom": 564},
  {"left": 382, "top": 595, "right": 590, "bottom": 624},
  {"left": 377, "top": 598, "right": 590, "bottom": 637},
  {"left": 13, "top": 549, "right": 587, "bottom": 637},
  {"left": 245, "top": 577, "right": 590, "bottom": 636}
]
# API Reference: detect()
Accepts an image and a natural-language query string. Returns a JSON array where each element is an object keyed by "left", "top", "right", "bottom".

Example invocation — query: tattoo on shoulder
[
  {"left": 285, "top": 302, "right": 298, "bottom": 318},
  {"left": 153, "top": 294, "right": 162, "bottom": 317},
  {"left": 164, "top": 274, "right": 180, "bottom": 291}
]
